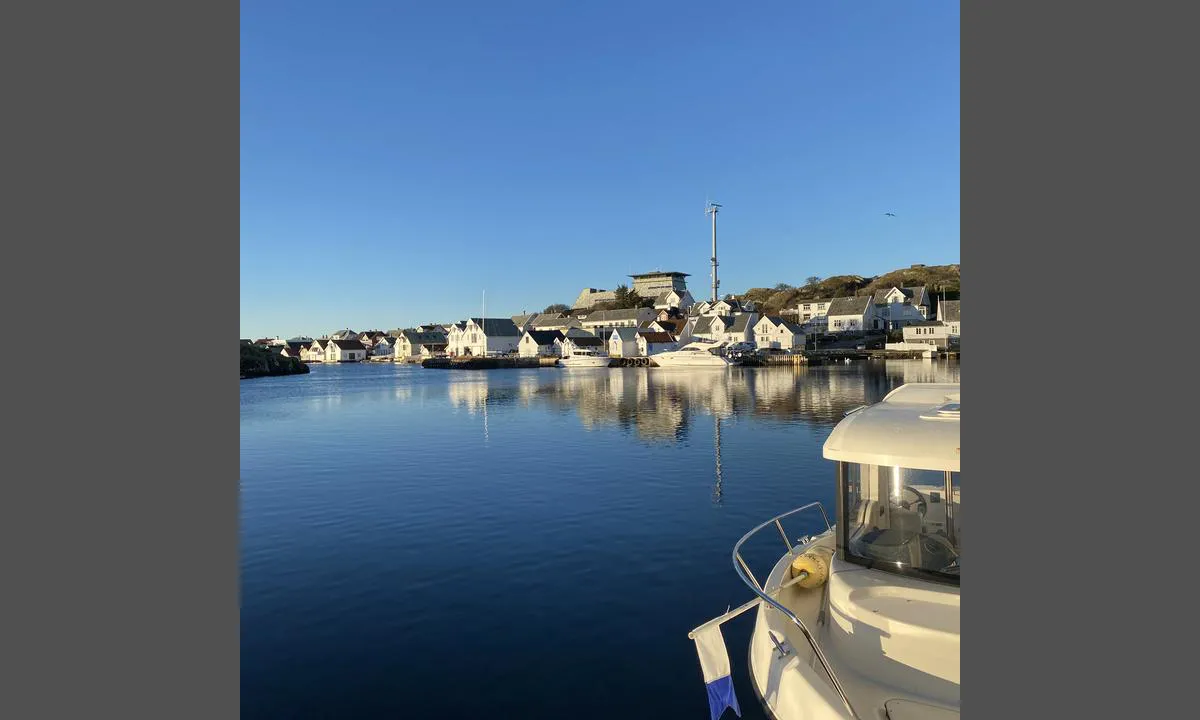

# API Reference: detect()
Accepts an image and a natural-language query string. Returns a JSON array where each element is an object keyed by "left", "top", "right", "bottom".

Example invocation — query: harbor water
[{"left": 241, "top": 360, "right": 960, "bottom": 718}]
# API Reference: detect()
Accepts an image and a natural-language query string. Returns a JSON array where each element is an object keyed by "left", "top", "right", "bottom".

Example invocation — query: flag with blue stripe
[{"left": 693, "top": 624, "right": 741, "bottom": 720}]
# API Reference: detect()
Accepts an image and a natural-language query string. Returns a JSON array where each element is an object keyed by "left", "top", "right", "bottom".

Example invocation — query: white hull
[
  {"left": 558, "top": 355, "right": 610, "bottom": 368},
  {"left": 748, "top": 533, "right": 959, "bottom": 719},
  {"left": 650, "top": 342, "right": 732, "bottom": 369}
]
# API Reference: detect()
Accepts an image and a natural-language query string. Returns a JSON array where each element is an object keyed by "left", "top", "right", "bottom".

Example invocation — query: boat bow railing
[{"left": 731, "top": 501, "right": 860, "bottom": 720}]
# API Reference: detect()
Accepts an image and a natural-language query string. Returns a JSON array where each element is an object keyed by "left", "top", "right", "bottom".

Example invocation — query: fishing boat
[
  {"left": 650, "top": 340, "right": 734, "bottom": 369},
  {"left": 690, "top": 383, "right": 960, "bottom": 720},
  {"left": 558, "top": 348, "right": 611, "bottom": 368}
]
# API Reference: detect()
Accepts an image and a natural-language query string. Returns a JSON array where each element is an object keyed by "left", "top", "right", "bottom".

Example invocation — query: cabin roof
[{"left": 823, "top": 383, "right": 960, "bottom": 472}]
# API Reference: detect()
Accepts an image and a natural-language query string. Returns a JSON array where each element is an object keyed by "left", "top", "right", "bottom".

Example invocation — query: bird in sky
[{"left": 884, "top": 212, "right": 896, "bottom": 217}]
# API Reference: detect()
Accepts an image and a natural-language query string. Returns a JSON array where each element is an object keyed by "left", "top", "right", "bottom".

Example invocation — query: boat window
[{"left": 840, "top": 463, "right": 960, "bottom": 584}]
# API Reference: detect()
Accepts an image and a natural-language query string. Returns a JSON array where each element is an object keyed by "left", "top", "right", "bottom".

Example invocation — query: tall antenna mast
[{"left": 706, "top": 201, "right": 722, "bottom": 303}]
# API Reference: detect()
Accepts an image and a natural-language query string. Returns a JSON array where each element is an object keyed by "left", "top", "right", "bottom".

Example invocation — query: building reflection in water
[{"left": 443, "top": 360, "right": 958, "bottom": 445}]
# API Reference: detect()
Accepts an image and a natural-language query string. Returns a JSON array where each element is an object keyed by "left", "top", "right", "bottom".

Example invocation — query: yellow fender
[{"left": 789, "top": 546, "right": 833, "bottom": 588}]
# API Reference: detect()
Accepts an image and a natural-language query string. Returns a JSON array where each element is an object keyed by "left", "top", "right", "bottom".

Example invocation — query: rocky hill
[
  {"left": 737, "top": 264, "right": 960, "bottom": 315},
  {"left": 241, "top": 343, "right": 310, "bottom": 379}
]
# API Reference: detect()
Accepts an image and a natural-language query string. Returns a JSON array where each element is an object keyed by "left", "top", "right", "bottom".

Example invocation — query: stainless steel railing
[{"left": 731, "top": 501, "right": 860, "bottom": 720}]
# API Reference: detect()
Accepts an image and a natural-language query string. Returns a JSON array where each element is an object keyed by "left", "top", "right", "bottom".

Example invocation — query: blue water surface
[{"left": 241, "top": 360, "right": 959, "bottom": 719}]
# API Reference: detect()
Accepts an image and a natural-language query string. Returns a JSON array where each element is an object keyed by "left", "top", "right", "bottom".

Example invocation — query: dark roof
[
  {"left": 402, "top": 330, "right": 448, "bottom": 345},
  {"left": 524, "top": 330, "right": 563, "bottom": 345},
  {"left": 779, "top": 320, "right": 805, "bottom": 333},
  {"left": 511, "top": 314, "right": 535, "bottom": 327},
  {"left": 470, "top": 318, "right": 520, "bottom": 336},
  {"left": 637, "top": 331, "right": 675, "bottom": 343},
  {"left": 939, "top": 300, "right": 960, "bottom": 322},
  {"left": 630, "top": 270, "right": 689, "bottom": 278},
  {"left": 582, "top": 308, "right": 648, "bottom": 323},
  {"left": 310, "top": 339, "right": 327, "bottom": 349},
  {"left": 656, "top": 318, "right": 687, "bottom": 334},
  {"left": 286, "top": 340, "right": 308, "bottom": 350},
  {"left": 568, "top": 336, "right": 603, "bottom": 347},
  {"left": 872, "top": 286, "right": 929, "bottom": 306},
  {"left": 728, "top": 314, "right": 756, "bottom": 333},
  {"left": 905, "top": 286, "right": 929, "bottom": 304},
  {"left": 332, "top": 339, "right": 366, "bottom": 350},
  {"left": 828, "top": 296, "right": 873, "bottom": 315},
  {"left": 907, "top": 321, "right": 946, "bottom": 327}
]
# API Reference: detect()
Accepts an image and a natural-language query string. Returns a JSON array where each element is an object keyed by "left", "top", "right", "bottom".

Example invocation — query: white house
[
  {"left": 608, "top": 327, "right": 640, "bottom": 358},
  {"left": 707, "top": 299, "right": 744, "bottom": 317},
  {"left": 826, "top": 296, "right": 875, "bottom": 333},
  {"left": 460, "top": 318, "right": 521, "bottom": 357},
  {"left": 690, "top": 300, "right": 712, "bottom": 316},
  {"left": 445, "top": 322, "right": 470, "bottom": 356},
  {"left": 328, "top": 338, "right": 367, "bottom": 362},
  {"left": 711, "top": 313, "right": 758, "bottom": 345},
  {"left": 794, "top": 298, "right": 835, "bottom": 330},
  {"left": 558, "top": 334, "right": 605, "bottom": 357},
  {"left": 519, "top": 330, "right": 564, "bottom": 358},
  {"left": 653, "top": 288, "right": 695, "bottom": 312},
  {"left": 530, "top": 313, "right": 582, "bottom": 332},
  {"left": 938, "top": 300, "right": 960, "bottom": 337},
  {"left": 636, "top": 330, "right": 677, "bottom": 356},
  {"left": 279, "top": 345, "right": 306, "bottom": 359},
  {"left": 901, "top": 321, "right": 952, "bottom": 348},
  {"left": 753, "top": 316, "right": 804, "bottom": 350},
  {"left": 873, "top": 286, "right": 932, "bottom": 330},
  {"left": 305, "top": 339, "right": 327, "bottom": 362},
  {"left": 579, "top": 307, "right": 656, "bottom": 332},
  {"left": 370, "top": 336, "right": 396, "bottom": 359},
  {"left": 397, "top": 329, "right": 449, "bottom": 360},
  {"left": 686, "top": 315, "right": 722, "bottom": 341}
]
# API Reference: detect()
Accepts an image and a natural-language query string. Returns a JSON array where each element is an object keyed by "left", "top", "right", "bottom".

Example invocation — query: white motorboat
[
  {"left": 650, "top": 340, "right": 734, "bottom": 368},
  {"left": 690, "top": 383, "right": 960, "bottom": 720},
  {"left": 558, "top": 349, "right": 611, "bottom": 368}
]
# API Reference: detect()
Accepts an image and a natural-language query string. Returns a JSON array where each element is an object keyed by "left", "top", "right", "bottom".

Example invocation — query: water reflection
[{"left": 470, "top": 360, "right": 959, "bottom": 445}]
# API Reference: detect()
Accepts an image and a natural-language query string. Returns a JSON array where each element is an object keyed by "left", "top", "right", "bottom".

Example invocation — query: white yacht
[
  {"left": 691, "top": 383, "right": 960, "bottom": 720},
  {"left": 558, "top": 348, "right": 611, "bottom": 368},
  {"left": 650, "top": 340, "right": 734, "bottom": 368}
]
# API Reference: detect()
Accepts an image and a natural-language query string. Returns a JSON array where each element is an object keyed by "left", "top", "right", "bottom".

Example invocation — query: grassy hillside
[{"left": 736, "top": 264, "right": 960, "bottom": 316}]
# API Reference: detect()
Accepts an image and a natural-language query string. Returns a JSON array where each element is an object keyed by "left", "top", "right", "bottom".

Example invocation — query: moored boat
[
  {"left": 650, "top": 340, "right": 734, "bottom": 368},
  {"left": 690, "top": 383, "right": 960, "bottom": 720}
]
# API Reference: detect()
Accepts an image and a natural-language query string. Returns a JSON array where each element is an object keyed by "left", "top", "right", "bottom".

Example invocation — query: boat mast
[{"left": 706, "top": 201, "right": 722, "bottom": 303}]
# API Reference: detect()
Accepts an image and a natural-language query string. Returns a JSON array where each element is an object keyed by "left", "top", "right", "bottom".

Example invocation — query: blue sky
[{"left": 241, "top": 1, "right": 959, "bottom": 339}]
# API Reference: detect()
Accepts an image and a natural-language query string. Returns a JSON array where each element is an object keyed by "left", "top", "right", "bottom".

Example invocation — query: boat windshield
[{"left": 839, "top": 462, "right": 960, "bottom": 584}]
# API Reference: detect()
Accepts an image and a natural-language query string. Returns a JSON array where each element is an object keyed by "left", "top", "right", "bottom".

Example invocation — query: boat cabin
[{"left": 824, "top": 383, "right": 960, "bottom": 584}]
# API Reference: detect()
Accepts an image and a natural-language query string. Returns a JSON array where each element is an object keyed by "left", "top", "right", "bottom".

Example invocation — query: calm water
[{"left": 241, "top": 360, "right": 960, "bottom": 719}]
